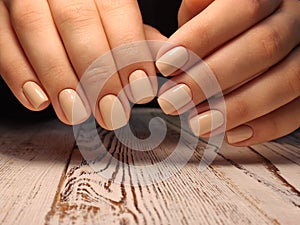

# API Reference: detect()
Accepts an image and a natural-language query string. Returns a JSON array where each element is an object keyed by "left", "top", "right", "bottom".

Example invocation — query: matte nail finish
[
  {"left": 129, "top": 70, "right": 154, "bottom": 103},
  {"left": 158, "top": 84, "right": 192, "bottom": 115},
  {"left": 227, "top": 125, "right": 254, "bottom": 144},
  {"left": 59, "top": 89, "right": 89, "bottom": 124},
  {"left": 156, "top": 46, "right": 189, "bottom": 77},
  {"left": 23, "top": 81, "right": 49, "bottom": 109},
  {"left": 99, "top": 95, "right": 128, "bottom": 130},
  {"left": 189, "top": 110, "right": 224, "bottom": 136}
]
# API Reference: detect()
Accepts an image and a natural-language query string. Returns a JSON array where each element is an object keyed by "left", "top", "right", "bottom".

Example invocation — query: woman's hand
[
  {"left": 0, "top": 0, "right": 157, "bottom": 129},
  {"left": 156, "top": 0, "right": 300, "bottom": 146}
]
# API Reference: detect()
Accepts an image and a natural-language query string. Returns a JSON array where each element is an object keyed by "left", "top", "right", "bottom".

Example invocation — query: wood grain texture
[
  {"left": 0, "top": 109, "right": 299, "bottom": 225},
  {"left": 44, "top": 108, "right": 300, "bottom": 225},
  {"left": 0, "top": 119, "right": 74, "bottom": 225}
]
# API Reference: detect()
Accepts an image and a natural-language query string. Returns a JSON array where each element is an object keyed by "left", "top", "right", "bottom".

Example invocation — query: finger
[
  {"left": 226, "top": 97, "right": 300, "bottom": 146},
  {"left": 48, "top": 0, "right": 129, "bottom": 130},
  {"left": 96, "top": 0, "right": 157, "bottom": 104},
  {"left": 188, "top": 44, "right": 300, "bottom": 138},
  {"left": 144, "top": 25, "right": 167, "bottom": 41},
  {"left": 156, "top": 0, "right": 282, "bottom": 77},
  {"left": 158, "top": 0, "right": 300, "bottom": 115},
  {"left": 7, "top": 0, "right": 90, "bottom": 125},
  {"left": 178, "top": 0, "right": 213, "bottom": 26},
  {"left": 0, "top": 1, "right": 49, "bottom": 111}
]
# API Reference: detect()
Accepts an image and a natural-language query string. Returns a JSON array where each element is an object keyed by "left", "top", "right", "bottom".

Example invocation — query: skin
[
  {"left": 0, "top": 0, "right": 157, "bottom": 128},
  {"left": 157, "top": 0, "right": 300, "bottom": 146},
  {"left": 0, "top": 0, "right": 299, "bottom": 146}
]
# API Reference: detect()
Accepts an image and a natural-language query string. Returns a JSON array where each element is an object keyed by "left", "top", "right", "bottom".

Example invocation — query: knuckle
[
  {"left": 244, "top": 0, "right": 263, "bottom": 19},
  {"left": 194, "top": 22, "right": 212, "bottom": 50},
  {"left": 98, "top": 0, "right": 126, "bottom": 12},
  {"left": 81, "top": 56, "right": 117, "bottom": 89},
  {"left": 81, "top": 62, "right": 118, "bottom": 103},
  {"left": 259, "top": 27, "right": 282, "bottom": 60},
  {"left": 286, "top": 64, "right": 300, "bottom": 96},
  {"left": 57, "top": 2, "right": 98, "bottom": 28},
  {"left": 230, "top": 94, "right": 250, "bottom": 120},
  {"left": 11, "top": 7, "right": 49, "bottom": 31},
  {"left": 39, "top": 61, "right": 68, "bottom": 82},
  {"left": 244, "top": 0, "right": 282, "bottom": 20},
  {"left": 83, "top": 65, "right": 115, "bottom": 86},
  {"left": 0, "top": 61, "right": 29, "bottom": 82},
  {"left": 97, "top": 0, "right": 133, "bottom": 18}
]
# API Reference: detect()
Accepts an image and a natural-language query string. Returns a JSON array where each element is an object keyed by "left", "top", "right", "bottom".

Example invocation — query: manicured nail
[
  {"left": 189, "top": 110, "right": 224, "bottom": 136},
  {"left": 156, "top": 46, "right": 189, "bottom": 77},
  {"left": 158, "top": 84, "right": 192, "bottom": 115},
  {"left": 227, "top": 125, "right": 253, "bottom": 144},
  {"left": 59, "top": 89, "right": 89, "bottom": 124},
  {"left": 129, "top": 70, "right": 155, "bottom": 103},
  {"left": 23, "top": 81, "right": 49, "bottom": 109},
  {"left": 99, "top": 94, "right": 128, "bottom": 130}
]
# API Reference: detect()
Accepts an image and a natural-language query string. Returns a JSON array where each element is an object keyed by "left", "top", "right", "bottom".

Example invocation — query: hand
[
  {"left": 0, "top": 0, "right": 157, "bottom": 129},
  {"left": 156, "top": 0, "right": 300, "bottom": 146}
]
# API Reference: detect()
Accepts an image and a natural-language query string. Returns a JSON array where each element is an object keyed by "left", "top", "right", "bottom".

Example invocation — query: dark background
[{"left": 0, "top": 0, "right": 182, "bottom": 120}]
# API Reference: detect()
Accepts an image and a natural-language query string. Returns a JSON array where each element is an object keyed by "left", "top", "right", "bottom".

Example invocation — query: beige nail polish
[
  {"left": 227, "top": 125, "right": 253, "bottom": 144},
  {"left": 156, "top": 46, "right": 189, "bottom": 77},
  {"left": 189, "top": 110, "right": 224, "bottom": 136},
  {"left": 129, "top": 70, "right": 155, "bottom": 103},
  {"left": 99, "top": 95, "right": 128, "bottom": 130},
  {"left": 23, "top": 81, "right": 49, "bottom": 109},
  {"left": 158, "top": 84, "right": 192, "bottom": 115},
  {"left": 59, "top": 89, "right": 89, "bottom": 124}
]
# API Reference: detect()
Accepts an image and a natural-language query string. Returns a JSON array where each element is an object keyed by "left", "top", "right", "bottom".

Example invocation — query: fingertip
[
  {"left": 22, "top": 81, "right": 50, "bottom": 110},
  {"left": 129, "top": 70, "right": 156, "bottom": 104},
  {"left": 157, "top": 83, "right": 192, "bottom": 115},
  {"left": 55, "top": 89, "right": 91, "bottom": 126},
  {"left": 156, "top": 46, "right": 189, "bottom": 77},
  {"left": 178, "top": 0, "right": 213, "bottom": 26},
  {"left": 98, "top": 94, "right": 129, "bottom": 131},
  {"left": 226, "top": 125, "right": 254, "bottom": 146},
  {"left": 144, "top": 25, "right": 168, "bottom": 41}
]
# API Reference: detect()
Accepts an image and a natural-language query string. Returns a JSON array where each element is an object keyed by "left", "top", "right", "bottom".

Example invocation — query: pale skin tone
[
  {"left": 0, "top": 0, "right": 299, "bottom": 146},
  {"left": 157, "top": 0, "right": 300, "bottom": 146},
  {"left": 0, "top": 0, "right": 158, "bottom": 129}
]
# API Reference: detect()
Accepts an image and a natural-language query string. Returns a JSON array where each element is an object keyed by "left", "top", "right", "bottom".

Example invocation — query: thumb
[{"left": 178, "top": 0, "right": 214, "bottom": 26}]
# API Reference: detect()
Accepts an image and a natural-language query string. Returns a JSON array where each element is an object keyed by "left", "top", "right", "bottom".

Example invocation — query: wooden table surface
[{"left": 0, "top": 108, "right": 299, "bottom": 225}]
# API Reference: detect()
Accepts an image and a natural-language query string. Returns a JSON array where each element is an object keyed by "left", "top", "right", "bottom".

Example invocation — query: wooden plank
[
  {"left": 214, "top": 142, "right": 300, "bottom": 225},
  {"left": 46, "top": 108, "right": 300, "bottom": 225},
  {"left": 0, "top": 118, "right": 74, "bottom": 225}
]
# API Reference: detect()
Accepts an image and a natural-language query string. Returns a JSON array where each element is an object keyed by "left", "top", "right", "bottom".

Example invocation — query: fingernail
[
  {"left": 158, "top": 84, "right": 192, "bottom": 115},
  {"left": 129, "top": 70, "right": 155, "bottom": 103},
  {"left": 59, "top": 89, "right": 89, "bottom": 124},
  {"left": 23, "top": 81, "right": 49, "bottom": 109},
  {"left": 156, "top": 46, "right": 189, "bottom": 77},
  {"left": 99, "top": 94, "right": 128, "bottom": 130},
  {"left": 189, "top": 110, "right": 224, "bottom": 136},
  {"left": 227, "top": 125, "right": 253, "bottom": 144}
]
